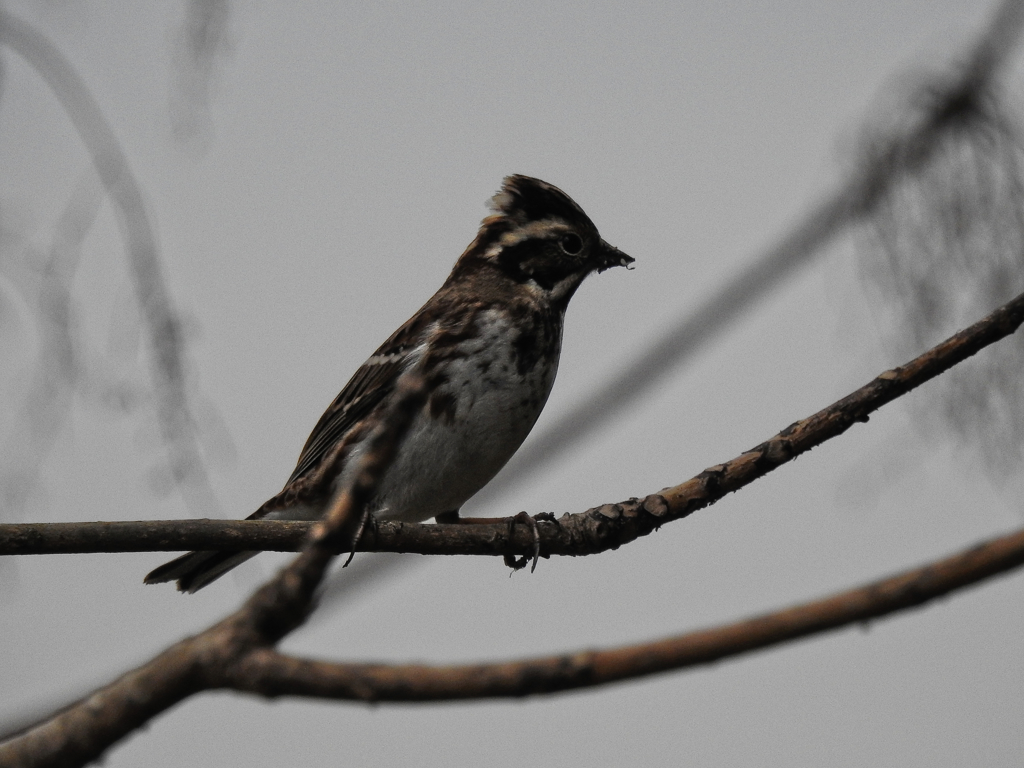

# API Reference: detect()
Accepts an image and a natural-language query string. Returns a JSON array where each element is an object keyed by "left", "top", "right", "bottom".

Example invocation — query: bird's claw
[
  {"left": 343, "top": 507, "right": 376, "bottom": 568},
  {"left": 504, "top": 511, "right": 550, "bottom": 573}
]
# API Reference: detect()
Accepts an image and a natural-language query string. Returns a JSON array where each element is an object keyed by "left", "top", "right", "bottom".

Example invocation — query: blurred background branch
[
  {"left": 476, "top": 0, "right": 1024, "bottom": 509},
  {"left": 169, "top": 0, "right": 232, "bottom": 152},
  {"left": 0, "top": 8, "right": 220, "bottom": 517},
  {"left": 0, "top": 175, "right": 102, "bottom": 517}
]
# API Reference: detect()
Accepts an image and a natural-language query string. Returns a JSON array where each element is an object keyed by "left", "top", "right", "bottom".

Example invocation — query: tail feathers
[{"left": 144, "top": 550, "right": 258, "bottom": 593}]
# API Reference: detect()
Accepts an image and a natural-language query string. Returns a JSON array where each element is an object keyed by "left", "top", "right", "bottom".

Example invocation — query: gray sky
[{"left": 2, "top": 1, "right": 1023, "bottom": 766}]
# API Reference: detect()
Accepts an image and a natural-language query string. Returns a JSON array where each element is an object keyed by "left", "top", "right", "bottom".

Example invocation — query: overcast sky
[{"left": 2, "top": 1, "right": 1023, "bottom": 766}]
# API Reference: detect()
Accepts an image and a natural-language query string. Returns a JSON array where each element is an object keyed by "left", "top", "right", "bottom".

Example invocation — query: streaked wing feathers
[{"left": 286, "top": 311, "right": 431, "bottom": 483}]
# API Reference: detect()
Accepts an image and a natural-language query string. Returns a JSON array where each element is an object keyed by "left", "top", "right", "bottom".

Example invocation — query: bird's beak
[{"left": 595, "top": 239, "right": 635, "bottom": 273}]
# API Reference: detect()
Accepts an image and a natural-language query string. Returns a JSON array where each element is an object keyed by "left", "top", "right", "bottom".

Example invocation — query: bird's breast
[{"left": 373, "top": 306, "right": 562, "bottom": 521}]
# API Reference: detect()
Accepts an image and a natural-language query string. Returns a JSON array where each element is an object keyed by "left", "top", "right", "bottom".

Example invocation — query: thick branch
[
  {"left": 229, "top": 523, "right": 1024, "bottom": 701},
  {"left": 0, "top": 377, "right": 427, "bottom": 768},
  {"left": 0, "top": 639, "right": 207, "bottom": 768},
  {"left": 6, "top": 284, "right": 1024, "bottom": 561}
]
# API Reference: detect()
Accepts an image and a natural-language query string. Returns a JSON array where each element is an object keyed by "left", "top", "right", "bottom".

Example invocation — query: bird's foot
[
  {"left": 342, "top": 506, "right": 377, "bottom": 568},
  {"left": 504, "top": 511, "right": 555, "bottom": 573},
  {"left": 434, "top": 509, "right": 553, "bottom": 573}
]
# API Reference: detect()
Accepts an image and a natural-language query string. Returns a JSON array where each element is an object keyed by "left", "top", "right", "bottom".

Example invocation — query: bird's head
[{"left": 452, "top": 175, "right": 633, "bottom": 306}]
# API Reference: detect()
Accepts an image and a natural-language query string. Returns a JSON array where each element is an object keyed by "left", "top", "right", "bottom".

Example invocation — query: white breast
[{"left": 368, "top": 308, "right": 560, "bottom": 522}]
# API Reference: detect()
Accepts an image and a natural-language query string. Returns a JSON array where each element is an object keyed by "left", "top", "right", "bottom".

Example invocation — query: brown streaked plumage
[{"left": 145, "top": 175, "right": 633, "bottom": 592}]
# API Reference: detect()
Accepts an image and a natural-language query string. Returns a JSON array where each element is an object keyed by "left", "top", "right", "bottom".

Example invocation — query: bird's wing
[{"left": 286, "top": 311, "right": 433, "bottom": 484}]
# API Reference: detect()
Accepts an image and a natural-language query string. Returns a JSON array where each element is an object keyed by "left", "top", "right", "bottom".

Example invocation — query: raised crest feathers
[{"left": 488, "top": 174, "right": 591, "bottom": 225}]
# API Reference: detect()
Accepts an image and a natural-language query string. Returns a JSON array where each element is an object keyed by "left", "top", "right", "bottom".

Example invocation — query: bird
[{"left": 145, "top": 174, "right": 634, "bottom": 592}]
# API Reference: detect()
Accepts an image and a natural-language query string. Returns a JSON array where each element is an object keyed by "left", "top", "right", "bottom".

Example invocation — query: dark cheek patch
[
  {"left": 522, "top": 253, "right": 577, "bottom": 292},
  {"left": 498, "top": 241, "right": 574, "bottom": 290}
]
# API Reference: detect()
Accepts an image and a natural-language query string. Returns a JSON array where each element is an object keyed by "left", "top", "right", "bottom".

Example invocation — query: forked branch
[
  {"left": 227, "top": 522, "right": 1024, "bottom": 701},
  {"left": 0, "top": 377, "right": 427, "bottom": 768}
]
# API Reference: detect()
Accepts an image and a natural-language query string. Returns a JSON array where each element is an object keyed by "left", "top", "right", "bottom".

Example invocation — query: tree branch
[
  {"left": 5, "top": 283, "right": 1024, "bottom": 562},
  {"left": 228, "top": 523, "right": 1024, "bottom": 701},
  {"left": 0, "top": 376, "right": 427, "bottom": 768},
  {"left": 3, "top": 266, "right": 1023, "bottom": 765},
  {"left": 8, "top": 499, "right": 1023, "bottom": 765}
]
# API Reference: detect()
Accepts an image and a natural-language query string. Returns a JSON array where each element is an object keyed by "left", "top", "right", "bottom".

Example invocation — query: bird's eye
[{"left": 560, "top": 233, "right": 583, "bottom": 255}]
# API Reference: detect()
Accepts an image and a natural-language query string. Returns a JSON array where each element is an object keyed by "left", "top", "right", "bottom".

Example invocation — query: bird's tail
[{"left": 144, "top": 550, "right": 258, "bottom": 593}]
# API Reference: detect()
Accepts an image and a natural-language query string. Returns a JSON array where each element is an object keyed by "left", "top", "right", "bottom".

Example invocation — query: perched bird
[{"left": 145, "top": 175, "right": 633, "bottom": 592}]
